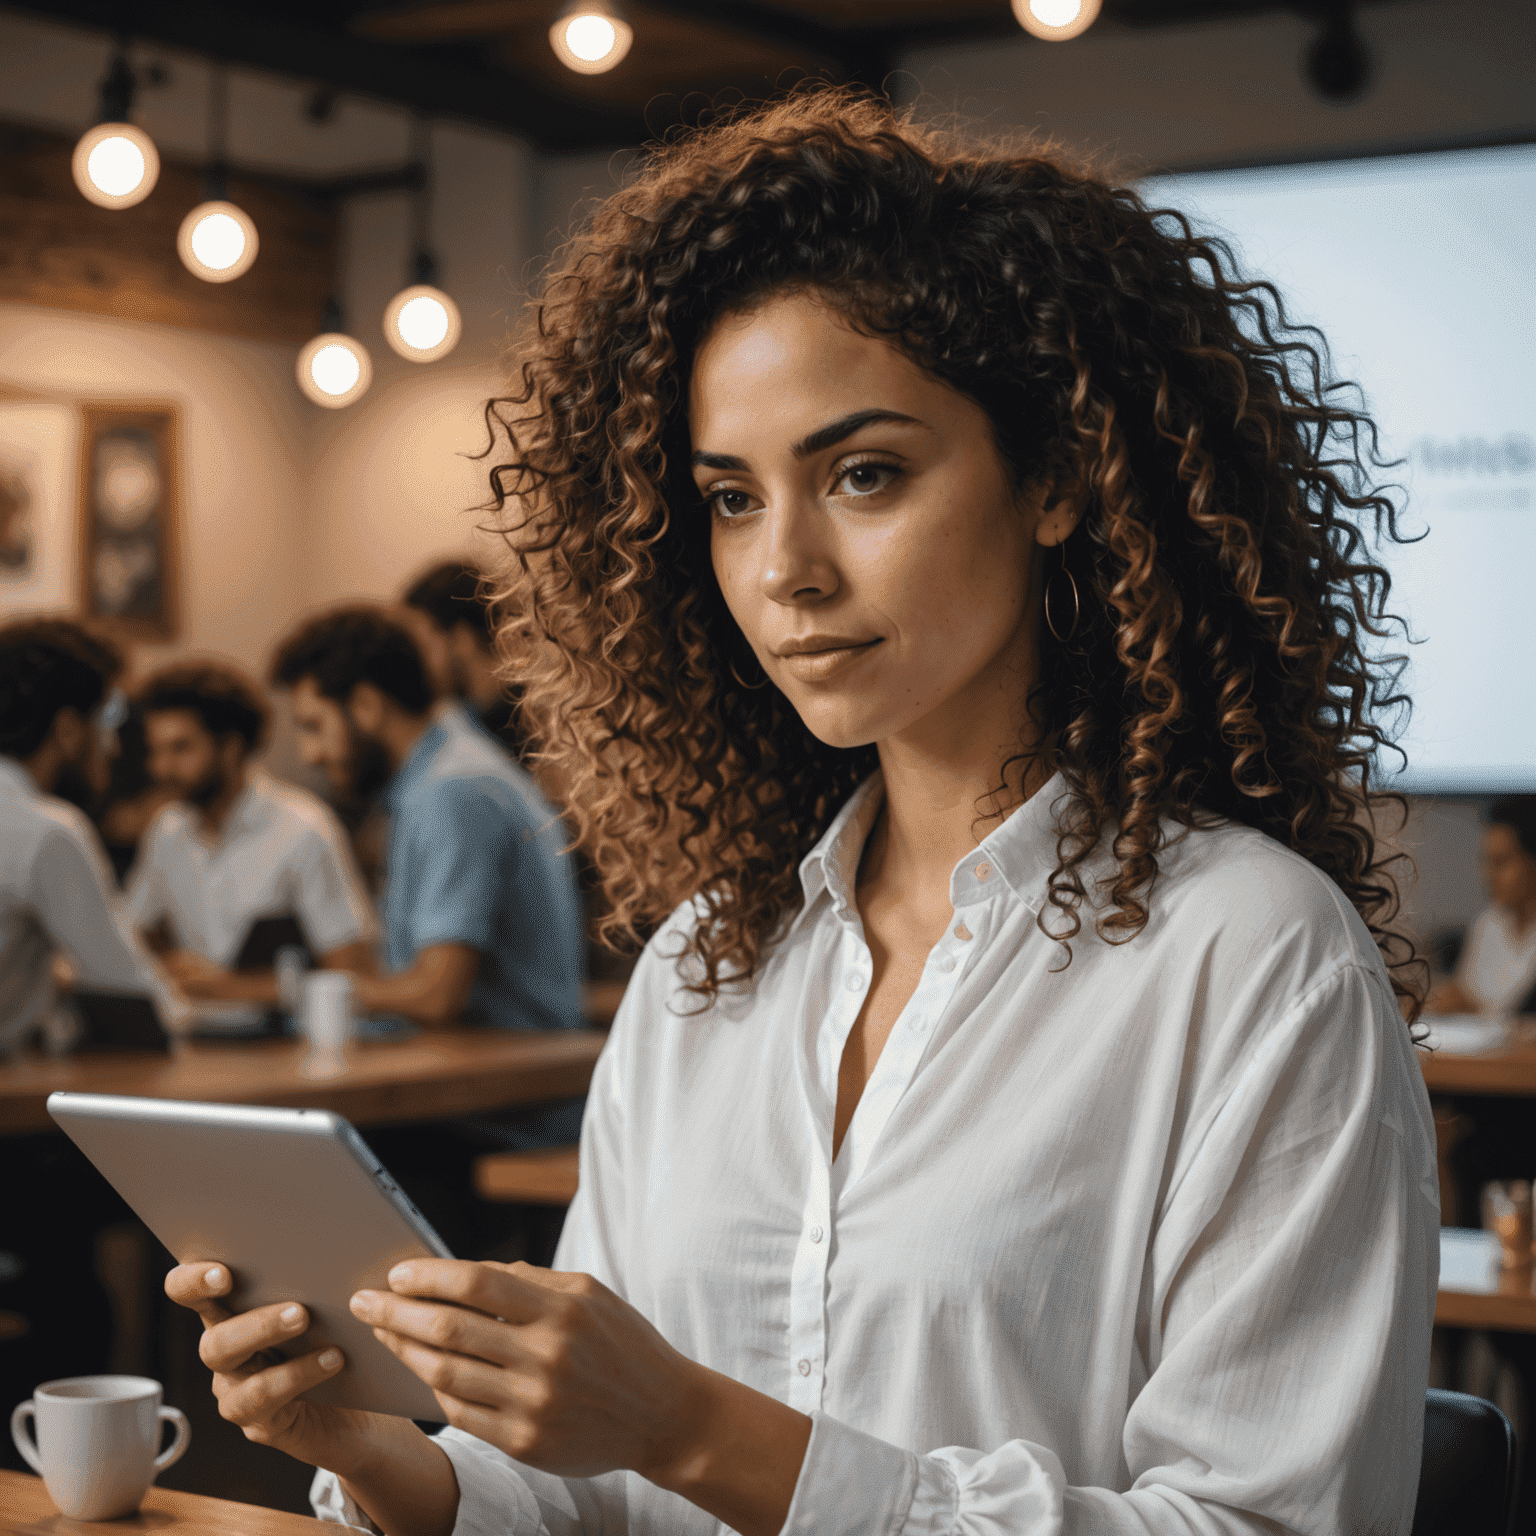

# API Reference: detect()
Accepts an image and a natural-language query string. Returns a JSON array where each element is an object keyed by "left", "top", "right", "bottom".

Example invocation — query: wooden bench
[{"left": 475, "top": 1144, "right": 580, "bottom": 1206}]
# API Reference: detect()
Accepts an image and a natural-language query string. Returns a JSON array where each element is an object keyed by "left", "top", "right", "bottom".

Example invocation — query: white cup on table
[
  {"left": 10, "top": 1374, "right": 190, "bottom": 1520},
  {"left": 301, "top": 970, "right": 355, "bottom": 1079}
]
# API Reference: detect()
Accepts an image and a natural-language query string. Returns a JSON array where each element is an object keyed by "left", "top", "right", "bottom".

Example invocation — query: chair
[
  {"left": 1411, "top": 1388, "right": 1516, "bottom": 1536},
  {"left": 475, "top": 1145, "right": 580, "bottom": 1206}
]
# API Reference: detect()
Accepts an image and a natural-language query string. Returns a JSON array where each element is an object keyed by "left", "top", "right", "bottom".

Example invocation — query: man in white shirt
[
  {"left": 0, "top": 618, "right": 179, "bottom": 1053},
  {"left": 0, "top": 618, "right": 182, "bottom": 1418},
  {"left": 126, "top": 662, "right": 377, "bottom": 1013}
]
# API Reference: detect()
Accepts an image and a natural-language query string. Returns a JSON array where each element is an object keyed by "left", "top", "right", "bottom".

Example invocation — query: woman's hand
[
  {"left": 163, "top": 1262, "right": 384, "bottom": 1476},
  {"left": 351, "top": 1259, "right": 702, "bottom": 1481},
  {"left": 354, "top": 1259, "right": 812, "bottom": 1536}
]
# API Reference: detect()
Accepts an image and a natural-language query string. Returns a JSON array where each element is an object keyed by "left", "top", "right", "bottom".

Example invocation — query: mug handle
[
  {"left": 154, "top": 1405, "right": 191, "bottom": 1472},
  {"left": 9, "top": 1400, "right": 42, "bottom": 1475}
]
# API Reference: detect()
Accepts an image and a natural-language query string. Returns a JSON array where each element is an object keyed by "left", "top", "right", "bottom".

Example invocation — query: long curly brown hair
[{"left": 483, "top": 88, "right": 1423, "bottom": 1026}]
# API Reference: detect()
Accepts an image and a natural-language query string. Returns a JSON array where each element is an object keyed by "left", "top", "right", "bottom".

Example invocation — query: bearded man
[{"left": 126, "top": 662, "right": 377, "bottom": 1016}]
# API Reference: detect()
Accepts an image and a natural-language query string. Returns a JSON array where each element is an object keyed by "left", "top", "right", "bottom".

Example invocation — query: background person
[
  {"left": 402, "top": 558, "right": 530, "bottom": 759},
  {"left": 0, "top": 618, "right": 182, "bottom": 1437},
  {"left": 1426, "top": 794, "right": 1536, "bottom": 1017},
  {"left": 269, "top": 605, "right": 587, "bottom": 1250},
  {"left": 126, "top": 661, "right": 377, "bottom": 1012}
]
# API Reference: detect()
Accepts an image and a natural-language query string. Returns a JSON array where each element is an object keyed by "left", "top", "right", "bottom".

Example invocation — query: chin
[{"left": 785, "top": 698, "right": 888, "bottom": 753}]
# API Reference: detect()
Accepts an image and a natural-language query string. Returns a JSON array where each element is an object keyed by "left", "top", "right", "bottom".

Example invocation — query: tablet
[{"left": 47, "top": 1092, "right": 453, "bottom": 1422}]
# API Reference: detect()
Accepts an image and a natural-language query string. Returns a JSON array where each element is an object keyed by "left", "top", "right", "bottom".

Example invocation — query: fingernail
[
  {"left": 387, "top": 1264, "right": 413, "bottom": 1286},
  {"left": 349, "top": 1292, "right": 375, "bottom": 1318},
  {"left": 318, "top": 1349, "right": 342, "bottom": 1371},
  {"left": 280, "top": 1305, "right": 304, "bottom": 1328},
  {"left": 205, "top": 1267, "right": 225, "bottom": 1288}
]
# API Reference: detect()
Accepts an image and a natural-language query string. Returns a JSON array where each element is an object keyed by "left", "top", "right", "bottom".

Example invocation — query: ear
[
  {"left": 49, "top": 706, "right": 89, "bottom": 760},
  {"left": 347, "top": 681, "right": 387, "bottom": 735},
  {"left": 1033, "top": 484, "right": 1081, "bottom": 550}
]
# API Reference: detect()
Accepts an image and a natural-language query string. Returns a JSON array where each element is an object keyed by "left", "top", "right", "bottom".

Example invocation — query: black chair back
[{"left": 1411, "top": 1387, "right": 1516, "bottom": 1536}]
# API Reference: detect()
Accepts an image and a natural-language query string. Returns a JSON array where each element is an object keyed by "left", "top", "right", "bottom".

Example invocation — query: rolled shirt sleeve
[{"left": 291, "top": 817, "right": 378, "bottom": 957}]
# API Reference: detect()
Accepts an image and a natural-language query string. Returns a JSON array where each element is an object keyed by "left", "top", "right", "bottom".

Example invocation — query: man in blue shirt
[
  {"left": 270, "top": 606, "right": 582, "bottom": 1040},
  {"left": 268, "top": 606, "right": 585, "bottom": 1251}
]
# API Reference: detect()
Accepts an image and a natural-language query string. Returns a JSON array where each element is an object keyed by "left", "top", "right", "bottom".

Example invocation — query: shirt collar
[
  {"left": 793, "top": 769, "right": 1073, "bottom": 930},
  {"left": 386, "top": 722, "right": 447, "bottom": 812},
  {"left": 0, "top": 757, "right": 38, "bottom": 800}
]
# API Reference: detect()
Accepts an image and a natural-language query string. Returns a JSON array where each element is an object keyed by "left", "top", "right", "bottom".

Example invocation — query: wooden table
[
  {"left": 0, "top": 1469, "right": 327, "bottom": 1532},
  {"left": 0, "top": 1027, "right": 606, "bottom": 1136},
  {"left": 1421, "top": 1029, "right": 1536, "bottom": 1096}
]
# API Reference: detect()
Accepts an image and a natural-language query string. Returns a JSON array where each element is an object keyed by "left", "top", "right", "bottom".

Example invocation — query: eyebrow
[{"left": 690, "top": 409, "right": 929, "bottom": 473}]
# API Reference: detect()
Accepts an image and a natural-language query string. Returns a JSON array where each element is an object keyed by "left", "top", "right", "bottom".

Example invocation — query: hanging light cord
[
  {"left": 205, "top": 65, "right": 230, "bottom": 202},
  {"left": 410, "top": 115, "right": 438, "bottom": 286}
]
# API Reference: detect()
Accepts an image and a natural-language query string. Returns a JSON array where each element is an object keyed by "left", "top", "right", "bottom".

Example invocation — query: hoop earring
[
  {"left": 1043, "top": 561, "right": 1081, "bottom": 644},
  {"left": 728, "top": 654, "right": 769, "bottom": 692}
]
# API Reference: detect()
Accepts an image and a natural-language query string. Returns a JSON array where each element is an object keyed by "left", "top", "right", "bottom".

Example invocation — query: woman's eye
[
  {"left": 832, "top": 462, "right": 899, "bottom": 498},
  {"left": 709, "top": 489, "right": 756, "bottom": 519}
]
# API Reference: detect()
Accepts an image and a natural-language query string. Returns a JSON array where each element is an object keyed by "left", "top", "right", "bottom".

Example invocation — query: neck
[
  {"left": 380, "top": 710, "right": 433, "bottom": 772},
  {"left": 17, "top": 746, "right": 59, "bottom": 795},
  {"left": 197, "top": 760, "right": 248, "bottom": 836},
  {"left": 860, "top": 620, "right": 1049, "bottom": 901}
]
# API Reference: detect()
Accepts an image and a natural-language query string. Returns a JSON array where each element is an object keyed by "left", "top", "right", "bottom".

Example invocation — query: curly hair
[
  {"left": 138, "top": 662, "right": 270, "bottom": 753},
  {"left": 482, "top": 88, "right": 1422, "bottom": 1025}
]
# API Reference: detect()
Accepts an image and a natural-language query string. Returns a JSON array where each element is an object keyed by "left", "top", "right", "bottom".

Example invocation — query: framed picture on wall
[
  {"left": 0, "top": 398, "right": 76, "bottom": 617},
  {"left": 78, "top": 402, "right": 181, "bottom": 638}
]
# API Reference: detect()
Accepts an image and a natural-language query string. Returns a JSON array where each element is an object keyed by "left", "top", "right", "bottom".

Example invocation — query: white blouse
[{"left": 314, "top": 772, "right": 1439, "bottom": 1535}]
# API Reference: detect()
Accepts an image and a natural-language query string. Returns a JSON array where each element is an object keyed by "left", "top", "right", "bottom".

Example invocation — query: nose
[{"left": 759, "top": 499, "right": 837, "bottom": 607}]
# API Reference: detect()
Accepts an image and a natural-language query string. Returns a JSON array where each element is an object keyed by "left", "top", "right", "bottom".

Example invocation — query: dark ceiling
[{"left": 6, "top": 0, "right": 1373, "bottom": 153}]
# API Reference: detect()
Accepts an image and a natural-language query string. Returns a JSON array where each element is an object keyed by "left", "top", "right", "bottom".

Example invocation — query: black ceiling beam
[{"left": 3, "top": 0, "right": 649, "bottom": 151}]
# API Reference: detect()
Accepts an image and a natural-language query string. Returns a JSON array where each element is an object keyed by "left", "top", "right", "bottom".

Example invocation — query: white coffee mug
[{"left": 11, "top": 1374, "right": 190, "bottom": 1520}]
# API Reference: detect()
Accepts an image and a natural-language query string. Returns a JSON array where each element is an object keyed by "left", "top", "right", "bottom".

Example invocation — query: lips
[{"left": 774, "top": 637, "right": 882, "bottom": 681}]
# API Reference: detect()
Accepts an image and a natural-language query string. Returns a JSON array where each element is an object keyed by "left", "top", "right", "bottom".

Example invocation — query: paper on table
[
  {"left": 1439, "top": 1227, "right": 1502, "bottom": 1292},
  {"left": 1424, "top": 1014, "right": 1513, "bottom": 1056}
]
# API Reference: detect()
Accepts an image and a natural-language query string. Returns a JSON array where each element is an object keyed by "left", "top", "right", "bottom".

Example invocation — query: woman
[
  {"left": 1426, "top": 796, "right": 1536, "bottom": 1017},
  {"left": 169, "top": 92, "right": 1438, "bottom": 1535}
]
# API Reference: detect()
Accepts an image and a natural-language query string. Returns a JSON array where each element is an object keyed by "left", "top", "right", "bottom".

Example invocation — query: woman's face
[{"left": 691, "top": 291, "right": 1074, "bottom": 756}]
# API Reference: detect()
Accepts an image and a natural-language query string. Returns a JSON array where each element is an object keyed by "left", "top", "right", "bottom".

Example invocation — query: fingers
[
  {"left": 368, "top": 1325, "right": 508, "bottom": 1409},
  {"left": 381, "top": 1258, "right": 569, "bottom": 1323},
  {"left": 200, "top": 1300, "right": 313, "bottom": 1375},
  {"left": 164, "top": 1262, "right": 235, "bottom": 1329},
  {"left": 216, "top": 1345, "right": 346, "bottom": 1441},
  {"left": 351, "top": 1289, "right": 521, "bottom": 1370}
]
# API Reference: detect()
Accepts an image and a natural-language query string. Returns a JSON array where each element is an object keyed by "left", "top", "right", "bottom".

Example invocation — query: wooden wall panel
[{"left": 0, "top": 121, "right": 338, "bottom": 346}]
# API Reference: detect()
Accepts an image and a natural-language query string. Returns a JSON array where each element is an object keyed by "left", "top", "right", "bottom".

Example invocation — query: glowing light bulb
[
  {"left": 383, "top": 284, "right": 463, "bottom": 363},
  {"left": 566, "top": 15, "right": 617, "bottom": 62},
  {"left": 296, "top": 332, "right": 373, "bottom": 408},
  {"left": 1011, "top": 0, "right": 1100, "bottom": 41},
  {"left": 177, "top": 200, "right": 259, "bottom": 283},
  {"left": 72, "top": 123, "right": 160, "bottom": 209},
  {"left": 549, "top": 3, "right": 633, "bottom": 75}
]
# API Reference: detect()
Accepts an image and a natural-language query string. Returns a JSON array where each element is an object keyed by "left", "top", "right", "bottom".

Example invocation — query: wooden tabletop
[
  {"left": 0, "top": 1027, "right": 606, "bottom": 1137},
  {"left": 1421, "top": 1031, "right": 1536, "bottom": 1097},
  {"left": 0, "top": 1470, "right": 327, "bottom": 1532},
  {"left": 1437, "top": 1227, "right": 1536, "bottom": 1333}
]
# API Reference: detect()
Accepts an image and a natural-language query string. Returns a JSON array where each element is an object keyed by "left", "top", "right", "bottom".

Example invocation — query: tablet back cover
[{"left": 48, "top": 1092, "right": 451, "bottom": 1421}]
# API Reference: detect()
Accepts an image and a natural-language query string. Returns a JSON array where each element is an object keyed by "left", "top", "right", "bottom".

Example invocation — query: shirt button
[
  {"left": 975, "top": 862, "right": 992, "bottom": 882},
  {"left": 797, "top": 1358, "right": 812, "bottom": 1377},
  {"left": 936, "top": 955, "right": 957, "bottom": 973},
  {"left": 809, "top": 1225, "right": 824, "bottom": 1243},
  {"left": 908, "top": 1015, "right": 925, "bottom": 1031},
  {"left": 953, "top": 922, "right": 972, "bottom": 941},
  {"left": 845, "top": 974, "right": 865, "bottom": 992}
]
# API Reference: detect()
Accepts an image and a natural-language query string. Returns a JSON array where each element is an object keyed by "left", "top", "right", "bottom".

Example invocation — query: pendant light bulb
[
  {"left": 73, "top": 122, "right": 160, "bottom": 209},
  {"left": 549, "top": 0, "right": 633, "bottom": 75},
  {"left": 177, "top": 200, "right": 259, "bottom": 283},
  {"left": 297, "top": 331, "right": 374, "bottom": 409},
  {"left": 1011, "top": 0, "right": 1101, "bottom": 41},
  {"left": 384, "top": 283, "right": 462, "bottom": 363}
]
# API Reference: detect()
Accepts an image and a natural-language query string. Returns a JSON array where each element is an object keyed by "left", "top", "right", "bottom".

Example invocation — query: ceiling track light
[
  {"left": 179, "top": 67, "right": 259, "bottom": 283},
  {"left": 384, "top": 121, "right": 462, "bottom": 364},
  {"left": 298, "top": 298, "right": 374, "bottom": 409},
  {"left": 1011, "top": 0, "right": 1101, "bottom": 42},
  {"left": 72, "top": 41, "right": 160, "bottom": 209},
  {"left": 549, "top": 0, "right": 634, "bottom": 76}
]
